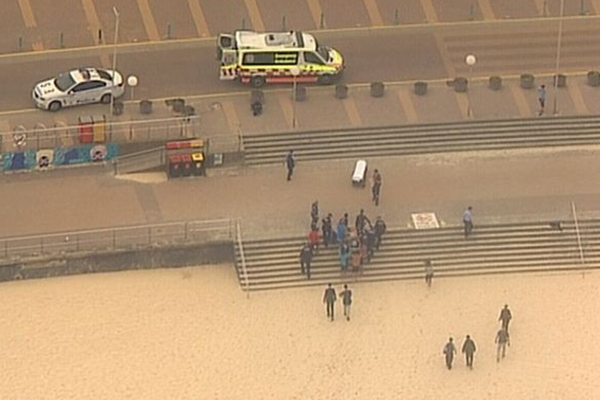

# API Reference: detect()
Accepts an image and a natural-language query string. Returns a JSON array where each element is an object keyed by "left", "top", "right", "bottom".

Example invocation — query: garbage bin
[
  {"left": 168, "top": 155, "right": 182, "bottom": 178},
  {"left": 92, "top": 115, "right": 106, "bottom": 143},
  {"left": 78, "top": 116, "right": 94, "bottom": 144},
  {"left": 192, "top": 152, "right": 205, "bottom": 176},
  {"left": 181, "top": 154, "right": 193, "bottom": 177}
]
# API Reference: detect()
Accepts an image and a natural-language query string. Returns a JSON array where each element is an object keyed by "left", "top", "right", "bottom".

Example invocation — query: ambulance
[{"left": 217, "top": 30, "right": 344, "bottom": 88}]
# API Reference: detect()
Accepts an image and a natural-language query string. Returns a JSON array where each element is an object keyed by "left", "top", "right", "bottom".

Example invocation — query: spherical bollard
[
  {"left": 370, "top": 82, "right": 385, "bottom": 98},
  {"left": 414, "top": 81, "right": 428, "bottom": 95},
  {"left": 489, "top": 76, "right": 502, "bottom": 90},
  {"left": 587, "top": 71, "right": 600, "bottom": 87},
  {"left": 520, "top": 74, "right": 535, "bottom": 89},
  {"left": 453, "top": 77, "right": 468, "bottom": 93},
  {"left": 295, "top": 85, "right": 307, "bottom": 101},
  {"left": 554, "top": 74, "right": 567, "bottom": 88},
  {"left": 335, "top": 84, "right": 348, "bottom": 99}
]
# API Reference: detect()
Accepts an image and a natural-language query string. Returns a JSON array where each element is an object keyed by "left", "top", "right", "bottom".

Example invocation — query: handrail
[
  {"left": 236, "top": 221, "right": 250, "bottom": 297},
  {"left": 572, "top": 202, "right": 585, "bottom": 267}
]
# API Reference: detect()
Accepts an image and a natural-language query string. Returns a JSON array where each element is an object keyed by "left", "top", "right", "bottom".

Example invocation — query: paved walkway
[{"left": 2, "top": 144, "right": 600, "bottom": 240}]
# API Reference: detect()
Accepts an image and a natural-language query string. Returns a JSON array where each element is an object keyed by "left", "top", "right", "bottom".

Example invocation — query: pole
[
  {"left": 552, "top": 0, "right": 565, "bottom": 115},
  {"left": 468, "top": 64, "right": 473, "bottom": 118},
  {"left": 292, "top": 76, "right": 297, "bottom": 128},
  {"left": 110, "top": 7, "right": 120, "bottom": 117}
]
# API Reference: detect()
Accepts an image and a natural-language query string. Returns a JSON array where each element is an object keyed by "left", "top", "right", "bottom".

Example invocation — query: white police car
[{"left": 32, "top": 67, "right": 125, "bottom": 111}]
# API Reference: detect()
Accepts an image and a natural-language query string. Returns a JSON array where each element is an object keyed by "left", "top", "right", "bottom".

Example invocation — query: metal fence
[
  {"left": 2, "top": 115, "right": 201, "bottom": 152},
  {"left": 0, "top": 219, "right": 234, "bottom": 261}
]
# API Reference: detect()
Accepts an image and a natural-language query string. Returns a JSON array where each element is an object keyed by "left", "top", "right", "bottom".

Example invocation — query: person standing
[
  {"left": 323, "top": 283, "right": 337, "bottom": 321},
  {"left": 337, "top": 219, "right": 347, "bottom": 243},
  {"left": 462, "top": 206, "right": 474, "bottom": 239},
  {"left": 499, "top": 304, "right": 512, "bottom": 332},
  {"left": 537, "top": 84, "right": 547, "bottom": 116},
  {"left": 339, "top": 240, "right": 351, "bottom": 271},
  {"left": 355, "top": 209, "right": 371, "bottom": 235},
  {"left": 322, "top": 213, "right": 332, "bottom": 248},
  {"left": 443, "top": 337, "right": 457, "bottom": 370},
  {"left": 299, "top": 243, "right": 313, "bottom": 279},
  {"left": 339, "top": 284, "right": 353, "bottom": 321},
  {"left": 309, "top": 227, "right": 320, "bottom": 253},
  {"left": 311, "top": 200, "right": 319, "bottom": 228},
  {"left": 462, "top": 335, "right": 477, "bottom": 369},
  {"left": 373, "top": 216, "right": 387, "bottom": 250},
  {"left": 372, "top": 169, "right": 382, "bottom": 206},
  {"left": 495, "top": 328, "right": 510, "bottom": 362},
  {"left": 424, "top": 259, "right": 434, "bottom": 287},
  {"left": 366, "top": 229, "right": 376, "bottom": 261},
  {"left": 286, "top": 150, "right": 295, "bottom": 181}
]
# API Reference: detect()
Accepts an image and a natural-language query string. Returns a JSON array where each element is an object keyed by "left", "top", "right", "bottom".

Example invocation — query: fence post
[
  {"left": 112, "top": 230, "right": 116, "bottom": 249},
  {"left": 394, "top": 9, "right": 400, "bottom": 25},
  {"left": 4, "top": 241, "right": 8, "bottom": 258},
  {"left": 18, "top": 37, "right": 23, "bottom": 51},
  {"left": 40, "top": 237, "right": 44, "bottom": 254},
  {"left": 571, "top": 202, "right": 586, "bottom": 270},
  {"left": 282, "top": 15, "right": 286, "bottom": 31},
  {"left": 166, "top": 22, "right": 172, "bottom": 39},
  {"left": 320, "top": 12, "right": 325, "bottom": 29},
  {"left": 76, "top": 234, "right": 80, "bottom": 252},
  {"left": 148, "top": 227, "right": 152, "bottom": 245},
  {"left": 98, "top": 29, "right": 103, "bottom": 43},
  {"left": 59, "top": 32, "right": 64, "bottom": 48}
]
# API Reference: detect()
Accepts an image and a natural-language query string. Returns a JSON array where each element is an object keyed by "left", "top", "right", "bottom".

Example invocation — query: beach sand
[{"left": 0, "top": 266, "right": 599, "bottom": 399}]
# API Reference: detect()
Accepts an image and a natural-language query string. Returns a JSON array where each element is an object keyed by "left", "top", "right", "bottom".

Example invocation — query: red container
[
  {"left": 181, "top": 154, "right": 193, "bottom": 177},
  {"left": 78, "top": 116, "right": 94, "bottom": 144},
  {"left": 168, "top": 155, "right": 182, "bottom": 178}
]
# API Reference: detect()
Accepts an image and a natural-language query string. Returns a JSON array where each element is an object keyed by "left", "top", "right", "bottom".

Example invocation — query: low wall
[{"left": 0, "top": 241, "right": 235, "bottom": 283}]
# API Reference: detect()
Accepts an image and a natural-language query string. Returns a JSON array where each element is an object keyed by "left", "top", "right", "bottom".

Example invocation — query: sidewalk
[{"left": 2, "top": 143, "right": 600, "bottom": 240}]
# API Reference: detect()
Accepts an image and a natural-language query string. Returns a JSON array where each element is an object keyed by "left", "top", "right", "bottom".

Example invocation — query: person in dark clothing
[
  {"left": 355, "top": 209, "right": 371, "bottom": 235},
  {"left": 443, "top": 337, "right": 457, "bottom": 370},
  {"left": 462, "top": 335, "right": 477, "bottom": 369},
  {"left": 366, "top": 229, "right": 376, "bottom": 261},
  {"left": 499, "top": 304, "right": 512, "bottom": 332},
  {"left": 463, "top": 206, "right": 473, "bottom": 239},
  {"left": 339, "top": 284, "right": 353, "bottom": 321},
  {"left": 372, "top": 169, "right": 382, "bottom": 206},
  {"left": 337, "top": 219, "right": 347, "bottom": 243},
  {"left": 424, "top": 259, "right": 434, "bottom": 287},
  {"left": 323, "top": 283, "right": 337, "bottom": 321},
  {"left": 299, "top": 243, "right": 313, "bottom": 279},
  {"left": 373, "top": 216, "right": 387, "bottom": 250},
  {"left": 339, "top": 240, "right": 350, "bottom": 271},
  {"left": 311, "top": 200, "right": 319, "bottom": 227},
  {"left": 322, "top": 213, "right": 332, "bottom": 248},
  {"left": 495, "top": 328, "right": 510, "bottom": 362},
  {"left": 286, "top": 150, "right": 295, "bottom": 181}
]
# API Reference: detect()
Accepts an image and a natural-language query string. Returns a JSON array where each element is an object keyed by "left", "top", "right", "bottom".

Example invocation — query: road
[{"left": 2, "top": 17, "right": 600, "bottom": 112}]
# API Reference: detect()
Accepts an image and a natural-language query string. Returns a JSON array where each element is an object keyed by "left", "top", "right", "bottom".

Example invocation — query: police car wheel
[
  {"left": 100, "top": 93, "right": 112, "bottom": 104},
  {"left": 251, "top": 76, "right": 266, "bottom": 88},
  {"left": 318, "top": 74, "right": 333, "bottom": 85},
  {"left": 48, "top": 101, "right": 62, "bottom": 112}
]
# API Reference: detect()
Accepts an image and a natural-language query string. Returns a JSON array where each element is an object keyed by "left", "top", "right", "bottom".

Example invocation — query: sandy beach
[{"left": 0, "top": 266, "right": 599, "bottom": 399}]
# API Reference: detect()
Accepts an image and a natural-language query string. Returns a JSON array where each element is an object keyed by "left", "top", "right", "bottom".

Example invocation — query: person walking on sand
[
  {"left": 299, "top": 243, "right": 313, "bottom": 279},
  {"left": 339, "top": 284, "right": 353, "bottom": 321},
  {"left": 538, "top": 84, "right": 547, "bottom": 116},
  {"left": 462, "top": 335, "right": 477, "bottom": 369},
  {"left": 499, "top": 304, "right": 512, "bottom": 332},
  {"left": 323, "top": 283, "right": 337, "bottom": 321},
  {"left": 424, "top": 259, "right": 434, "bottom": 287},
  {"left": 443, "top": 337, "right": 457, "bottom": 370},
  {"left": 495, "top": 328, "right": 510, "bottom": 362},
  {"left": 462, "top": 206, "right": 474, "bottom": 239},
  {"left": 286, "top": 150, "right": 296, "bottom": 181},
  {"left": 372, "top": 169, "right": 382, "bottom": 206}
]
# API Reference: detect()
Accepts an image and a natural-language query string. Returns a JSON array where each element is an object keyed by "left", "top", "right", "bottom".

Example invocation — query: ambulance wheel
[
  {"left": 101, "top": 93, "right": 112, "bottom": 104},
  {"left": 318, "top": 74, "right": 333, "bottom": 85},
  {"left": 251, "top": 76, "right": 266, "bottom": 88},
  {"left": 48, "top": 101, "right": 62, "bottom": 112}
]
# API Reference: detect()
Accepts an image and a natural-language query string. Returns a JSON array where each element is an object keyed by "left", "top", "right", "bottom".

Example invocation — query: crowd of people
[{"left": 299, "top": 202, "right": 387, "bottom": 279}]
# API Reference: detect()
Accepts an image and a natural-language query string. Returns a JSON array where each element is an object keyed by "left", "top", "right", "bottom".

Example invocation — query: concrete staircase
[
  {"left": 234, "top": 219, "right": 600, "bottom": 291},
  {"left": 243, "top": 116, "right": 600, "bottom": 166}
]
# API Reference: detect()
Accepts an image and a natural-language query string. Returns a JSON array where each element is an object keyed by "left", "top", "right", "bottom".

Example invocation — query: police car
[{"left": 32, "top": 67, "right": 125, "bottom": 111}]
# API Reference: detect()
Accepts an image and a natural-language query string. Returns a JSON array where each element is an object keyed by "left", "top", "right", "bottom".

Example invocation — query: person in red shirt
[{"left": 309, "top": 228, "right": 320, "bottom": 253}]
